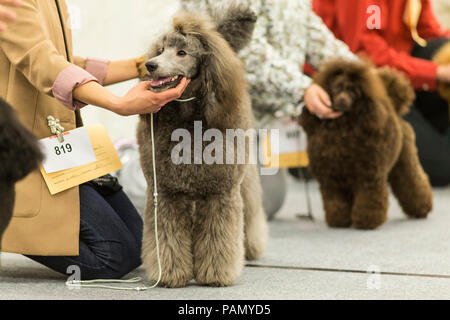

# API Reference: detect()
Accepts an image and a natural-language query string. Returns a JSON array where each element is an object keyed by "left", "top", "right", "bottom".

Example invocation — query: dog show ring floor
[{"left": 1, "top": 176, "right": 449, "bottom": 300}]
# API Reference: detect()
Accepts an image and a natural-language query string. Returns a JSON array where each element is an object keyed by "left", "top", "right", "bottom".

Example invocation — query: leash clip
[{"left": 47, "top": 116, "right": 65, "bottom": 143}]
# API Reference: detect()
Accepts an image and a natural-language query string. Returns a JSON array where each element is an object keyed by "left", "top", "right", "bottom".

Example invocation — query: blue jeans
[
  {"left": 404, "top": 107, "right": 450, "bottom": 187},
  {"left": 26, "top": 184, "right": 143, "bottom": 280}
]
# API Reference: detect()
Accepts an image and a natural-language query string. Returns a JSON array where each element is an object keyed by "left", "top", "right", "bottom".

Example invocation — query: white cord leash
[
  {"left": 175, "top": 97, "right": 197, "bottom": 103},
  {"left": 65, "top": 113, "right": 162, "bottom": 291}
]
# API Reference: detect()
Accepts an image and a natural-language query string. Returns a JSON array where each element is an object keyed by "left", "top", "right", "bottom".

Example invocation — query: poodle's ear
[
  {"left": 200, "top": 30, "right": 247, "bottom": 129},
  {"left": 0, "top": 99, "right": 43, "bottom": 183},
  {"left": 377, "top": 67, "right": 415, "bottom": 116},
  {"left": 212, "top": 1, "right": 257, "bottom": 53}
]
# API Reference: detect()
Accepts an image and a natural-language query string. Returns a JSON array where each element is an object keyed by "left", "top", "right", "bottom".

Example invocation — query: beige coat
[{"left": 0, "top": 0, "right": 81, "bottom": 255}]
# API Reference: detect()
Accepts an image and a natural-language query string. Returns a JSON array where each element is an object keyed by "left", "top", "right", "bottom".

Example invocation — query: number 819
[{"left": 54, "top": 143, "right": 73, "bottom": 155}]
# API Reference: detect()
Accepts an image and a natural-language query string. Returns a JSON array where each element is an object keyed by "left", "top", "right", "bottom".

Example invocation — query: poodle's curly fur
[
  {"left": 433, "top": 42, "right": 450, "bottom": 111},
  {"left": 137, "top": 5, "right": 267, "bottom": 288},
  {"left": 300, "top": 59, "right": 433, "bottom": 230},
  {"left": 0, "top": 98, "right": 43, "bottom": 248}
]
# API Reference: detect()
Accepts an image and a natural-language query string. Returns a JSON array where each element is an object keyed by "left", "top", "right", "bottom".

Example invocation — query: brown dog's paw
[
  {"left": 352, "top": 213, "right": 387, "bottom": 230},
  {"left": 404, "top": 199, "right": 433, "bottom": 219},
  {"left": 325, "top": 210, "right": 352, "bottom": 228},
  {"left": 326, "top": 217, "right": 352, "bottom": 229}
]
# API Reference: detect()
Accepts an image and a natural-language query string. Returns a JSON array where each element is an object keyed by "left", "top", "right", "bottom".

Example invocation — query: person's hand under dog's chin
[
  {"left": 74, "top": 77, "right": 191, "bottom": 117},
  {"left": 113, "top": 77, "right": 191, "bottom": 115},
  {"left": 304, "top": 83, "right": 343, "bottom": 119}
]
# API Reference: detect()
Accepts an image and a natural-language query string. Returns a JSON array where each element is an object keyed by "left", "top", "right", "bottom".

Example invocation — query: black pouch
[{"left": 85, "top": 174, "right": 123, "bottom": 197}]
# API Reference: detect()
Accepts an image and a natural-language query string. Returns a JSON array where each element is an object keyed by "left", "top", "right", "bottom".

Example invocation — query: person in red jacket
[{"left": 314, "top": 0, "right": 450, "bottom": 187}]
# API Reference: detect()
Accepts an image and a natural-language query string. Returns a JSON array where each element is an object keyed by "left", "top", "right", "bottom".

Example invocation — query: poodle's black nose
[{"left": 146, "top": 61, "right": 158, "bottom": 72}]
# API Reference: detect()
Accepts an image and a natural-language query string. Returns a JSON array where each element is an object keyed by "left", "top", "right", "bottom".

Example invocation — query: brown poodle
[
  {"left": 433, "top": 42, "right": 450, "bottom": 111},
  {"left": 137, "top": 4, "right": 267, "bottom": 287},
  {"left": 300, "top": 59, "right": 433, "bottom": 230},
  {"left": 0, "top": 98, "right": 43, "bottom": 249}
]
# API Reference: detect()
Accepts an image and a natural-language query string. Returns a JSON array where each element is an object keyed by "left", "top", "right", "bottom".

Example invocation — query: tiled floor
[{"left": 1, "top": 177, "right": 449, "bottom": 300}]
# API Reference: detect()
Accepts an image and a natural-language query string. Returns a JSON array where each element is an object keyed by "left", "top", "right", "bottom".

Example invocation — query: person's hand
[
  {"left": 110, "top": 77, "right": 190, "bottom": 116},
  {"left": 437, "top": 65, "right": 450, "bottom": 84},
  {"left": 304, "top": 83, "right": 342, "bottom": 119},
  {"left": 0, "top": 0, "right": 21, "bottom": 31}
]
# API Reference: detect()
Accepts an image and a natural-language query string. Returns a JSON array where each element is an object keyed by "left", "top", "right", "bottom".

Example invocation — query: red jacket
[{"left": 313, "top": 0, "right": 450, "bottom": 90}]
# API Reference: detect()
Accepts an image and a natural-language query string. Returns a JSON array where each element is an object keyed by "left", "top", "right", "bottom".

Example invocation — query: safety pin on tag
[{"left": 47, "top": 116, "right": 65, "bottom": 143}]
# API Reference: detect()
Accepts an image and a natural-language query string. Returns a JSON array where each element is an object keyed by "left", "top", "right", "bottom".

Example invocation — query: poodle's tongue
[{"left": 150, "top": 76, "right": 174, "bottom": 87}]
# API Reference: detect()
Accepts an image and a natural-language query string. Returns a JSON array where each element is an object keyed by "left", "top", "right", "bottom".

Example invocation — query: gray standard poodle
[{"left": 137, "top": 4, "right": 268, "bottom": 287}]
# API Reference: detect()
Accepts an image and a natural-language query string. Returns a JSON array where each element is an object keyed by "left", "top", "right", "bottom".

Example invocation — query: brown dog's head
[
  {"left": 314, "top": 59, "right": 386, "bottom": 114},
  {"left": 433, "top": 42, "right": 450, "bottom": 104},
  {"left": 142, "top": 2, "right": 256, "bottom": 102}
]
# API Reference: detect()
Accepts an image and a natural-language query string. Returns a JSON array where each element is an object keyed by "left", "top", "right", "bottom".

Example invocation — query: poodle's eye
[
  {"left": 157, "top": 48, "right": 164, "bottom": 55},
  {"left": 177, "top": 50, "right": 187, "bottom": 57}
]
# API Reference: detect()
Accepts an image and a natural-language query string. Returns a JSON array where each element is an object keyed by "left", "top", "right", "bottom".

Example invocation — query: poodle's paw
[
  {"left": 142, "top": 246, "right": 193, "bottom": 288},
  {"left": 195, "top": 258, "right": 244, "bottom": 287},
  {"left": 245, "top": 217, "right": 268, "bottom": 261},
  {"left": 245, "top": 237, "right": 266, "bottom": 261},
  {"left": 403, "top": 195, "right": 433, "bottom": 219},
  {"left": 145, "top": 266, "right": 192, "bottom": 288},
  {"left": 405, "top": 204, "right": 432, "bottom": 219},
  {"left": 325, "top": 213, "right": 352, "bottom": 228},
  {"left": 157, "top": 278, "right": 190, "bottom": 289},
  {"left": 352, "top": 211, "right": 387, "bottom": 230},
  {"left": 195, "top": 269, "right": 241, "bottom": 287}
]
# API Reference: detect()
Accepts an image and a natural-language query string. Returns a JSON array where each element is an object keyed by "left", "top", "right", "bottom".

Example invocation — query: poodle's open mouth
[{"left": 149, "top": 75, "right": 183, "bottom": 92}]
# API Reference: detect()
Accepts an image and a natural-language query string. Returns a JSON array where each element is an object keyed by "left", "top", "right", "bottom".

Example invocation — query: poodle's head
[
  {"left": 314, "top": 59, "right": 387, "bottom": 114},
  {"left": 0, "top": 99, "right": 43, "bottom": 183},
  {"left": 433, "top": 42, "right": 450, "bottom": 104},
  {"left": 142, "top": 2, "right": 256, "bottom": 102}
]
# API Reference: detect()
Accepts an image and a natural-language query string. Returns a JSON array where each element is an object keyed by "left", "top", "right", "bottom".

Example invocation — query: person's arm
[
  {"left": 0, "top": 0, "right": 20, "bottom": 31},
  {"left": 74, "top": 56, "right": 141, "bottom": 86},
  {"left": 359, "top": 31, "right": 445, "bottom": 90},
  {"left": 417, "top": 0, "right": 450, "bottom": 39},
  {"left": 103, "top": 58, "right": 140, "bottom": 86}
]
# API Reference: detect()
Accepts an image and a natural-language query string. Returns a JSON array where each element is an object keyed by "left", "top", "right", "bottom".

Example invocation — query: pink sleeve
[
  {"left": 85, "top": 57, "right": 110, "bottom": 85},
  {"left": 52, "top": 65, "right": 98, "bottom": 110}
]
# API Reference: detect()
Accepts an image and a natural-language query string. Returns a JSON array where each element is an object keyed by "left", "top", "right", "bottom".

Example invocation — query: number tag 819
[
  {"left": 55, "top": 143, "right": 73, "bottom": 155},
  {"left": 40, "top": 127, "right": 97, "bottom": 174}
]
